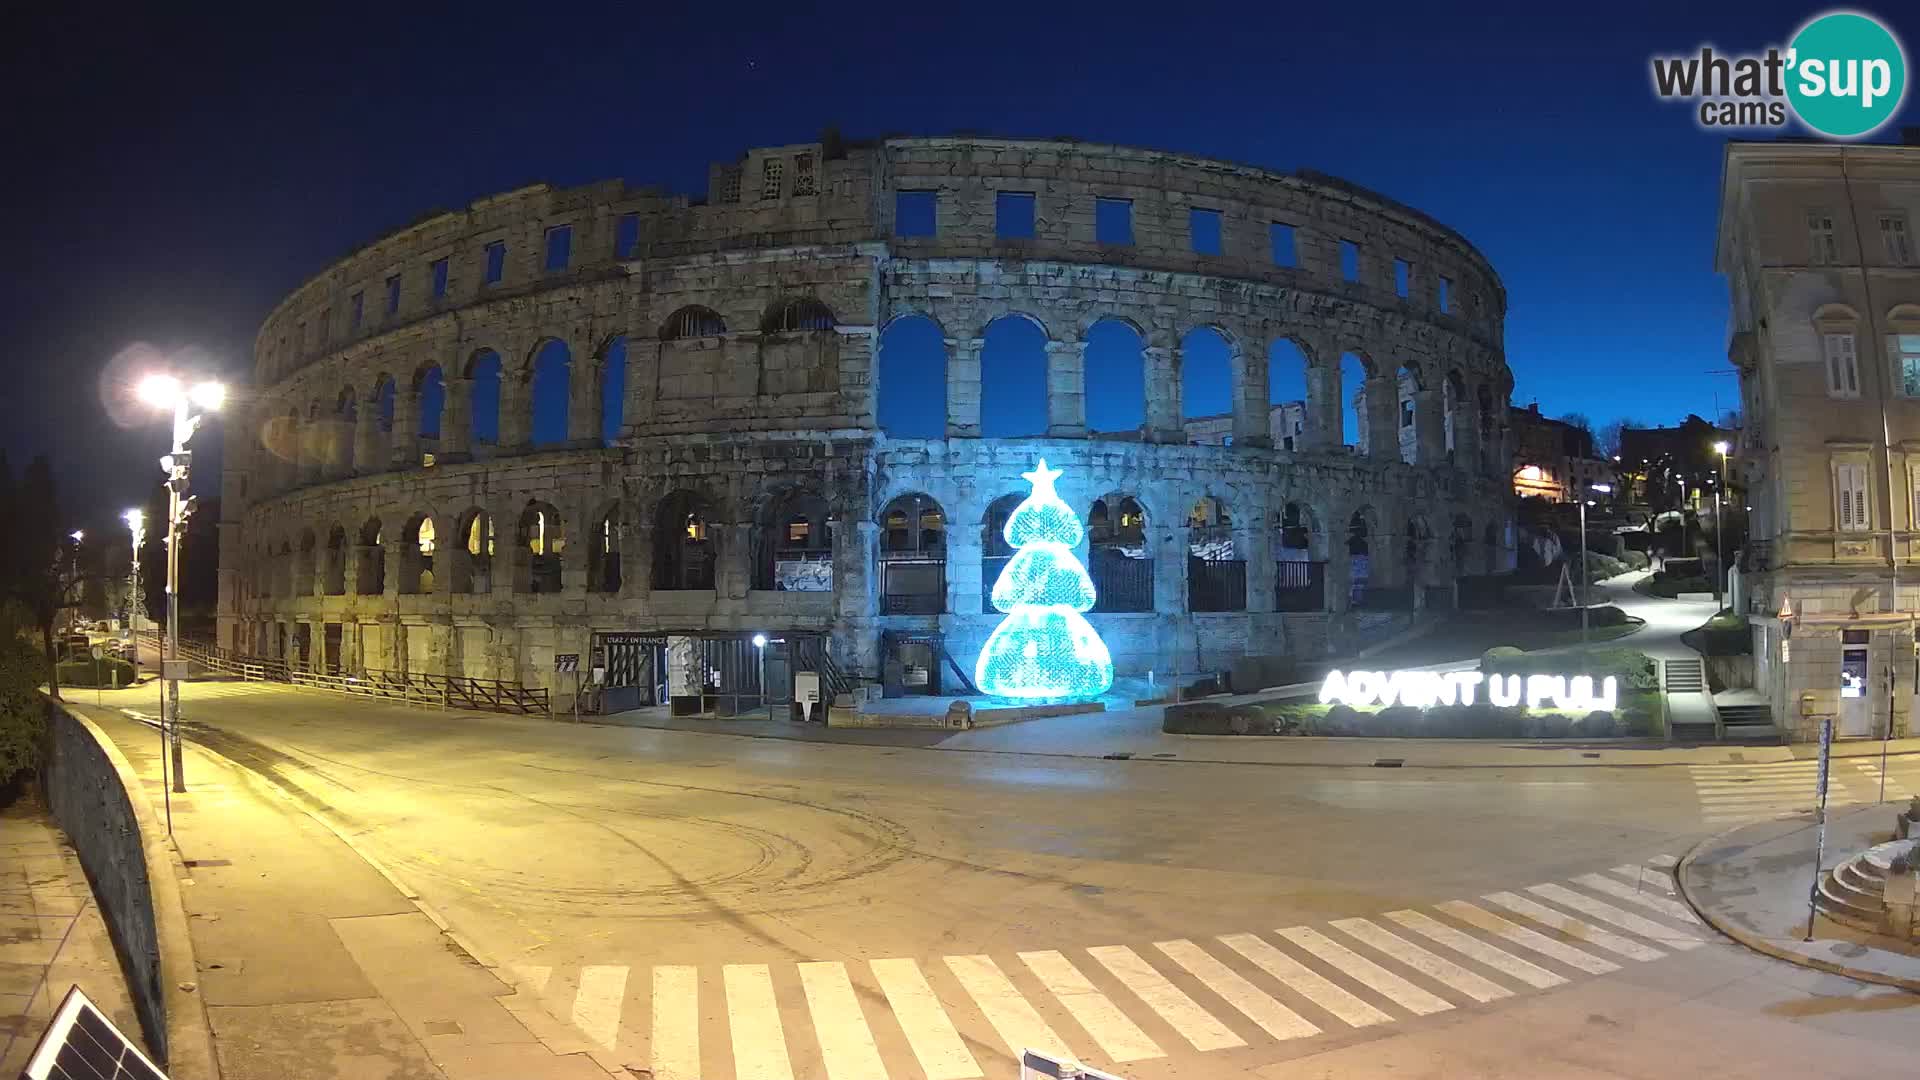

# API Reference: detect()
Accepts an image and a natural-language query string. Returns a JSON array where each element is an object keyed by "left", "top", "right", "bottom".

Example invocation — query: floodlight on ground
[{"left": 136, "top": 373, "right": 183, "bottom": 407}]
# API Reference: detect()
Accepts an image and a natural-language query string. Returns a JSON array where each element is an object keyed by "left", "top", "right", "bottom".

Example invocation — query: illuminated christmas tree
[{"left": 974, "top": 460, "right": 1114, "bottom": 699}]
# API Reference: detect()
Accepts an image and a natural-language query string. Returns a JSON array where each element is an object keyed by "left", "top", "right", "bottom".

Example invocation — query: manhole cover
[
  {"left": 1374, "top": 758, "right": 1405, "bottom": 768},
  {"left": 1831, "top": 942, "right": 1870, "bottom": 958}
]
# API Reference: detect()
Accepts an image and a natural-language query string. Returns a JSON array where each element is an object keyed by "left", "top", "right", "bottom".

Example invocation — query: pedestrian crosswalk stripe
[
  {"left": 946, "top": 954, "right": 1075, "bottom": 1063},
  {"left": 1525, "top": 884, "right": 1704, "bottom": 950},
  {"left": 1154, "top": 938, "right": 1320, "bottom": 1041},
  {"left": 1275, "top": 926, "right": 1453, "bottom": 1017},
  {"left": 1217, "top": 932, "right": 1393, "bottom": 1028},
  {"left": 1606, "top": 864, "right": 1678, "bottom": 897},
  {"left": 1018, "top": 950, "right": 1163, "bottom": 1062},
  {"left": 1482, "top": 892, "right": 1666, "bottom": 962},
  {"left": 1575, "top": 872, "right": 1701, "bottom": 924},
  {"left": 724, "top": 964, "right": 795, "bottom": 1080},
  {"left": 1329, "top": 917, "right": 1512, "bottom": 1003},
  {"left": 573, "top": 965, "right": 626, "bottom": 1051},
  {"left": 653, "top": 965, "right": 701, "bottom": 1080},
  {"left": 1437, "top": 901, "right": 1621, "bottom": 975},
  {"left": 1085, "top": 945, "right": 1244, "bottom": 1052},
  {"left": 1383, "top": 909, "right": 1567, "bottom": 990},
  {"left": 869, "top": 959, "right": 979, "bottom": 1080},
  {"left": 1646, "top": 853, "right": 1680, "bottom": 868},
  {"left": 798, "top": 962, "right": 888, "bottom": 1080}
]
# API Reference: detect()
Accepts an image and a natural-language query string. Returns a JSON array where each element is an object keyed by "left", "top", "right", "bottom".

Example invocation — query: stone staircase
[
  {"left": 1818, "top": 840, "right": 1911, "bottom": 932},
  {"left": 1716, "top": 702, "right": 1782, "bottom": 744},
  {"left": 1663, "top": 658, "right": 1719, "bottom": 741}
]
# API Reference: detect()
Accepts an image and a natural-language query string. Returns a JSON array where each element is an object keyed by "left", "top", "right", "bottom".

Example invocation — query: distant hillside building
[
  {"left": 1506, "top": 404, "right": 1615, "bottom": 503},
  {"left": 1617, "top": 414, "right": 1735, "bottom": 512}
]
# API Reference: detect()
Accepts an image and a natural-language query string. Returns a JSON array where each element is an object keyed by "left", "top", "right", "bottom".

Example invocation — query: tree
[
  {"left": 1597, "top": 419, "right": 1627, "bottom": 458},
  {"left": 1558, "top": 412, "right": 1593, "bottom": 436},
  {"left": 973, "top": 460, "right": 1114, "bottom": 699},
  {"left": 11, "top": 456, "right": 74, "bottom": 699}
]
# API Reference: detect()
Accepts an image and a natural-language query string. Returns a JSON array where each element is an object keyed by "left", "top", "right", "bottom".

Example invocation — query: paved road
[{"left": 82, "top": 679, "right": 1920, "bottom": 1078}]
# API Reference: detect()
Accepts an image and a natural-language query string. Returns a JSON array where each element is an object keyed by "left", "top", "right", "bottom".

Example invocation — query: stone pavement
[
  {"left": 1678, "top": 801, "right": 1920, "bottom": 990},
  {"left": 0, "top": 800, "right": 144, "bottom": 1076},
  {"left": 74, "top": 704, "right": 614, "bottom": 1079}
]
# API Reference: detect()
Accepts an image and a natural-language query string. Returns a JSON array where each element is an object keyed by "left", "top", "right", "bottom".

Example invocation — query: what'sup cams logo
[{"left": 1651, "top": 10, "right": 1908, "bottom": 138}]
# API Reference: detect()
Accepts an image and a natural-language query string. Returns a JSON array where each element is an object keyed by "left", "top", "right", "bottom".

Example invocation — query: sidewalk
[
  {"left": 1678, "top": 802, "right": 1920, "bottom": 989},
  {"left": 0, "top": 801, "right": 144, "bottom": 1076},
  {"left": 73, "top": 704, "right": 611, "bottom": 1079}
]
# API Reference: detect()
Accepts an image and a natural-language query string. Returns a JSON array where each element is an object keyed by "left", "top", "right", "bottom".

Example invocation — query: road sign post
[
  {"left": 555, "top": 653, "right": 580, "bottom": 723},
  {"left": 1806, "top": 715, "right": 1834, "bottom": 940}
]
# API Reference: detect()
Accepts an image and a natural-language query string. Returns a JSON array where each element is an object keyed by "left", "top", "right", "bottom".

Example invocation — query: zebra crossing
[
  {"left": 1687, "top": 757, "right": 1904, "bottom": 826},
  {"left": 508, "top": 858, "right": 1708, "bottom": 1079}
]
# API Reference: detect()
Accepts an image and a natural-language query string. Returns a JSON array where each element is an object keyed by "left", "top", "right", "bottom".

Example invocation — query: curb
[
  {"left": 57, "top": 706, "right": 222, "bottom": 1079},
  {"left": 1675, "top": 816, "right": 1920, "bottom": 994}
]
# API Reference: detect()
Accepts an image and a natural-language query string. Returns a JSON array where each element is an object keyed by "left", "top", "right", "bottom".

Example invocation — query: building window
[
  {"left": 760, "top": 158, "right": 784, "bottom": 200},
  {"left": 544, "top": 225, "right": 572, "bottom": 272},
  {"left": 1837, "top": 461, "right": 1870, "bottom": 531},
  {"left": 484, "top": 241, "right": 506, "bottom": 284},
  {"left": 1882, "top": 215, "right": 1914, "bottom": 265},
  {"left": 1438, "top": 276, "right": 1452, "bottom": 312},
  {"left": 430, "top": 257, "right": 449, "bottom": 299},
  {"left": 895, "top": 191, "right": 937, "bottom": 237},
  {"left": 1394, "top": 258, "right": 1411, "bottom": 298},
  {"left": 384, "top": 274, "right": 401, "bottom": 316},
  {"left": 1096, "top": 197, "right": 1133, "bottom": 245},
  {"left": 1400, "top": 399, "right": 1414, "bottom": 428},
  {"left": 1339, "top": 240, "right": 1361, "bottom": 282},
  {"left": 793, "top": 153, "right": 816, "bottom": 196},
  {"left": 350, "top": 291, "right": 364, "bottom": 330},
  {"left": 1824, "top": 332, "right": 1860, "bottom": 398},
  {"left": 1189, "top": 208, "right": 1223, "bottom": 255},
  {"left": 615, "top": 214, "right": 640, "bottom": 258},
  {"left": 996, "top": 191, "right": 1036, "bottom": 239},
  {"left": 1808, "top": 210, "right": 1839, "bottom": 265},
  {"left": 1897, "top": 333, "right": 1920, "bottom": 397},
  {"left": 716, "top": 167, "right": 742, "bottom": 204},
  {"left": 1269, "top": 223, "right": 1296, "bottom": 267}
]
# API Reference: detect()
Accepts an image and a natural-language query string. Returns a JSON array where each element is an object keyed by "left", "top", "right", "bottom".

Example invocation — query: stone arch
[
  {"left": 413, "top": 361, "right": 445, "bottom": 450},
  {"left": 981, "top": 314, "right": 1049, "bottom": 438},
  {"left": 653, "top": 490, "right": 717, "bottom": 591},
  {"left": 294, "top": 527, "right": 318, "bottom": 596},
  {"left": 513, "top": 500, "right": 566, "bottom": 594},
  {"left": 355, "top": 517, "right": 386, "bottom": 595},
  {"left": 1186, "top": 494, "right": 1243, "bottom": 611},
  {"left": 1346, "top": 506, "right": 1377, "bottom": 603},
  {"left": 1450, "top": 514, "right": 1474, "bottom": 577},
  {"left": 599, "top": 334, "right": 627, "bottom": 446},
  {"left": 877, "top": 492, "right": 946, "bottom": 614},
  {"left": 400, "top": 511, "right": 435, "bottom": 595},
  {"left": 323, "top": 522, "right": 348, "bottom": 595},
  {"left": 450, "top": 507, "right": 495, "bottom": 594},
  {"left": 1277, "top": 501, "right": 1322, "bottom": 559},
  {"left": 1394, "top": 361, "right": 1425, "bottom": 465},
  {"left": 980, "top": 492, "right": 1026, "bottom": 609},
  {"left": 1085, "top": 318, "right": 1147, "bottom": 435},
  {"left": 586, "top": 500, "right": 625, "bottom": 594},
  {"left": 1339, "top": 350, "right": 1373, "bottom": 452},
  {"left": 1404, "top": 513, "right": 1434, "bottom": 587},
  {"left": 877, "top": 314, "right": 946, "bottom": 438},
  {"left": 527, "top": 338, "right": 571, "bottom": 447},
  {"left": 466, "top": 349, "right": 503, "bottom": 446},
  {"left": 1088, "top": 493, "right": 1152, "bottom": 612},
  {"left": 761, "top": 297, "right": 837, "bottom": 333},
  {"left": 660, "top": 305, "right": 727, "bottom": 340},
  {"left": 1180, "top": 325, "right": 1234, "bottom": 438},
  {"left": 1268, "top": 336, "right": 1315, "bottom": 450},
  {"left": 755, "top": 488, "right": 833, "bottom": 592},
  {"left": 1445, "top": 368, "right": 1467, "bottom": 458}
]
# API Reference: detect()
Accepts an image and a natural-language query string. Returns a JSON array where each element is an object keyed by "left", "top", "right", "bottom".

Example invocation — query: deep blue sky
[{"left": 6, "top": 2, "right": 1916, "bottom": 532}]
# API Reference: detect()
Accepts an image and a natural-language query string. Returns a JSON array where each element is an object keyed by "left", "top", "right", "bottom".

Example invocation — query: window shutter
[{"left": 1839, "top": 466, "right": 1853, "bottom": 528}]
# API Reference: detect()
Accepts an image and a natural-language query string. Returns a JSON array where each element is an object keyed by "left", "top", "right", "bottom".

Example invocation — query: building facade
[
  {"left": 1720, "top": 137, "right": 1920, "bottom": 742},
  {"left": 218, "top": 136, "right": 1515, "bottom": 709},
  {"left": 1507, "top": 404, "right": 1615, "bottom": 503}
]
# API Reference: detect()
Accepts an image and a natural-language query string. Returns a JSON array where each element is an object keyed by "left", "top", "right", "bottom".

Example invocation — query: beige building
[{"left": 1719, "top": 136, "right": 1920, "bottom": 743}]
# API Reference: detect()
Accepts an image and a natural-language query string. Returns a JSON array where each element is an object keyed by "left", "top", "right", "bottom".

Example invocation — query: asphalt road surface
[{"left": 86, "top": 679, "right": 1920, "bottom": 1079}]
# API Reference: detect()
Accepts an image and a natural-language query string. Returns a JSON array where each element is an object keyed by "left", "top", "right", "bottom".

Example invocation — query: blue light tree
[{"left": 974, "top": 460, "right": 1115, "bottom": 699}]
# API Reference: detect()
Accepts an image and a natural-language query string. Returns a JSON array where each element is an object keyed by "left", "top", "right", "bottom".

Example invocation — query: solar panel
[{"left": 16, "top": 985, "right": 168, "bottom": 1080}]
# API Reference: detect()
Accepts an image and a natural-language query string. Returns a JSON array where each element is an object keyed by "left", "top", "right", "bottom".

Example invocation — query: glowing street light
[
  {"left": 124, "top": 509, "right": 146, "bottom": 681},
  {"left": 139, "top": 371, "right": 225, "bottom": 793},
  {"left": 1712, "top": 441, "right": 1731, "bottom": 609}
]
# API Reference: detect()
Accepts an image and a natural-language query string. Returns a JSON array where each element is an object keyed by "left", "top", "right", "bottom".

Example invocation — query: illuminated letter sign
[{"left": 1319, "top": 670, "right": 1617, "bottom": 711}]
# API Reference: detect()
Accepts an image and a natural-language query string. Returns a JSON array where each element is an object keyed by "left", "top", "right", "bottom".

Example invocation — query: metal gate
[{"left": 596, "top": 632, "right": 665, "bottom": 714}]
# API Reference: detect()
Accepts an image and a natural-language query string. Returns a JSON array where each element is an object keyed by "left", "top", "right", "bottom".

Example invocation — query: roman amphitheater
[{"left": 217, "top": 135, "right": 1515, "bottom": 714}]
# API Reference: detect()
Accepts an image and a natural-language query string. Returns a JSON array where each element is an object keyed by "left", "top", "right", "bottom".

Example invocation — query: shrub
[
  {"left": 54, "top": 657, "right": 135, "bottom": 688},
  {"left": 1484, "top": 645, "right": 1658, "bottom": 690},
  {"left": 0, "top": 605, "right": 49, "bottom": 797},
  {"left": 1481, "top": 646, "right": 1524, "bottom": 667},
  {"left": 1621, "top": 549, "right": 1650, "bottom": 570}
]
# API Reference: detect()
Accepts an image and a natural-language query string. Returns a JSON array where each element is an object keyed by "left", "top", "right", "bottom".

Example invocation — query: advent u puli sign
[{"left": 1319, "top": 670, "right": 1621, "bottom": 712}]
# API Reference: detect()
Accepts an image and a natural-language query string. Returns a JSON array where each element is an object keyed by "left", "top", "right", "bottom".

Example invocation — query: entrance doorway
[
  {"left": 1840, "top": 628, "right": 1875, "bottom": 738},
  {"left": 596, "top": 633, "right": 666, "bottom": 714}
]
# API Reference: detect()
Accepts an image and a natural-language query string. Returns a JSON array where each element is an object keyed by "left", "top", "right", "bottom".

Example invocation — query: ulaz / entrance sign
[{"left": 1319, "top": 670, "right": 1620, "bottom": 711}]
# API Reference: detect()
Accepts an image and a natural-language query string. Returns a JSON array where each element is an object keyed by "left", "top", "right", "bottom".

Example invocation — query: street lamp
[
  {"left": 124, "top": 509, "right": 145, "bottom": 680},
  {"left": 64, "top": 532, "right": 83, "bottom": 638},
  {"left": 1581, "top": 483, "right": 1614, "bottom": 648},
  {"left": 138, "top": 373, "right": 225, "bottom": 793},
  {"left": 752, "top": 633, "right": 770, "bottom": 719},
  {"left": 1713, "top": 440, "right": 1731, "bottom": 610}
]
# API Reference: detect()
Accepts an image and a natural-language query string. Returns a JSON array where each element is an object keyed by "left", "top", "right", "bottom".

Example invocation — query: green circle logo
[{"left": 1787, "top": 11, "right": 1908, "bottom": 138}]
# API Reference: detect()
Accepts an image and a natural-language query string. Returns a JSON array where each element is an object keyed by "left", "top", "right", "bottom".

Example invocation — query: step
[
  {"left": 1719, "top": 705, "right": 1773, "bottom": 723},
  {"left": 1839, "top": 859, "right": 1886, "bottom": 893},
  {"left": 1817, "top": 875, "right": 1883, "bottom": 922}
]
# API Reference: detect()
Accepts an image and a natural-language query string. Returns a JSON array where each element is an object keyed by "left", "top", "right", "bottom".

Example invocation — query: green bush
[
  {"left": 1, "top": 604, "right": 49, "bottom": 794},
  {"left": 1481, "top": 646, "right": 1524, "bottom": 667},
  {"left": 1579, "top": 553, "right": 1631, "bottom": 584},
  {"left": 1621, "top": 549, "right": 1650, "bottom": 570},
  {"left": 1482, "top": 645, "right": 1659, "bottom": 689},
  {"left": 54, "top": 657, "right": 135, "bottom": 688}
]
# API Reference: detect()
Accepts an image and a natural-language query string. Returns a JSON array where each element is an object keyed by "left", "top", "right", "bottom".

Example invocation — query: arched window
[
  {"left": 981, "top": 493, "right": 1025, "bottom": 609},
  {"left": 323, "top": 525, "right": 348, "bottom": 595},
  {"left": 757, "top": 489, "right": 833, "bottom": 591},
  {"left": 1186, "top": 497, "right": 1244, "bottom": 611},
  {"left": 1085, "top": 319, "right": 1146, "bottom": 435},
  {"left": 374, "top": 376, "right": 397, "bottom": 435},
  {"left": 1396, "top": 364, "right": 1421, "bottom": 465},
  {"left": 877, "top": 493, "right": 945, "bottom": 614},
  {"left": 529, "top": 340, "right": 571, "bottom": 446},
  {"left": 653, "top": 491, "right": 716, "bottom": 591},
  {"left": 1181, "top": 327, "right": 1233, "bottom": 442},
  {"left": 1405, "top": 515, "right": 1433, "bottom": 587},
  {"left": 401, "top": 513, "right": 435, "bottom": 594},
  {"left": 1269, "top": 339, "right": 1312, "bottom": 450},
  {"left": 515, "top": 503, "right": 565, "bottom": 594},
  {"left": 451, "top": 509, "right": 494, "bottom": 594},
  {"left": 981, "top": 316, "right": 1048, "bottom": 438},
  {"left": 660, "top": 305, "right": 726, "bottom": 340},
  {"left": 877, "top": 315, "right": 946, "bottom": 438},
  {"left": 468, "top": 350, "right": 502, "bottom": 446},
  {"left": 294, "top": 529, "right": 317, "bottom": 596},
  {"left": 761, "top": 298, "right": 836, "bottom": 333},
  {"left": 1088, "top": 495, "right": 1151, "bottom": 612},
  {"left": 1274, "top": 503, "right": 1325, "bottom": 611},
  {"left": 1445, "top": 369, "right": 1467, "bottom": 458},
  {"left": 588, "top": 506, "right": 623, "bottom": 594},
  {"left": 416, "top": 364, "right": 445, "bottom": 454},
  {"left": 1348, "top": 508, "right": 1374, "bottom": 605},
  {"left": 600, "top": 335, "right": 627, "bottom": 446},
  {"left": 1340, "top": 353, "right": 1370, "bottom": 451},
  {"left": 355, "top": 519, "right": 385, "bottom": 595},
  {"left": 1451, "top": 515, "right": 1474, "bottom": 577}
]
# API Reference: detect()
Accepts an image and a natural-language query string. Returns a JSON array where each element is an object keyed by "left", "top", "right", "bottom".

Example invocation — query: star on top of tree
[{"left": 1022, "top": 459, "right": 1062, "bottom": 495}]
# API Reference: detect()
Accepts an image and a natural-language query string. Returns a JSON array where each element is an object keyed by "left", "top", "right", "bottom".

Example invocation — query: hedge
[
  {"left": 54, "top": 657, "right": 136, "bottom": 688},
  {"left": 1482, "top": 645, "right": 1659, "bottom": 689}
]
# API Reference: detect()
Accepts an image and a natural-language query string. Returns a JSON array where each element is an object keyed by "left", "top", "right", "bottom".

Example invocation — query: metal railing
[
  {"left": 1187, "top": 558, "right": 1247, "bottom": 613},
  {"left": 139, "top": 630, "right": 550, "bottom": 715},
  {"left": 1090, "top": 550, "right": 1153, "bottom": 613},
  {"left": 1274, "top": 561, "right": 1327, "bottom": 612}
]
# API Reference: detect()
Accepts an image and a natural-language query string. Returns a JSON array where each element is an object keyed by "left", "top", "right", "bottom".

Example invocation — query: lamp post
[
  {"left": 752, "top": 632, "right": 769, "bottom": 719},
  {"left": 138, "top": 373, "right": 225, "bottom": 794},
  {"left": 124, "top": 509, "right": 145, "bottom": 680},
  {"left": 1713, "top": 440, "right": 1731, "bottom": 610},
  {"left": 1581, "top": 484, "right": 1614, "bottom": 648}
]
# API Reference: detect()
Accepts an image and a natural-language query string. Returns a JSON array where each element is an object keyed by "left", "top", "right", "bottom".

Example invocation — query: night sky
[{"left": 6, "top": 3, "right": 1916, "bottom": 536}]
